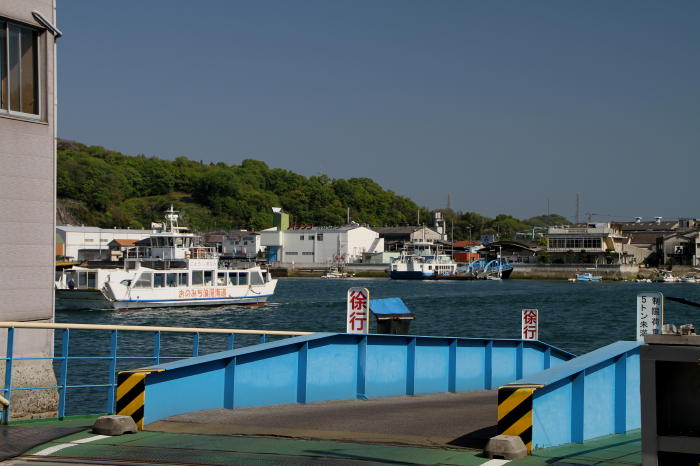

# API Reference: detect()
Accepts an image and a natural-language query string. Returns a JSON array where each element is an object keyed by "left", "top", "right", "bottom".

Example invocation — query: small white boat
[
  {"left": 652, "top": 271, "right": 680, "bottom": 283},
  {"left": 680, "top": 276, "right": 698, "bottom": 283},
  {"left": 321, "top": 266, "right": 353, "bottom": 279},
  {"left": 574, "top": 272, "right": 602, "bottom": 282}
]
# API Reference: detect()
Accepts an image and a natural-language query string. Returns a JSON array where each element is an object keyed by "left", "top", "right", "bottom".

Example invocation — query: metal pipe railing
[
  {"left": 0, "top": 322, "right": 314, "bottom": 423},
  {"left": 0, "top": 322, "right": 313, "bottom": 336}
]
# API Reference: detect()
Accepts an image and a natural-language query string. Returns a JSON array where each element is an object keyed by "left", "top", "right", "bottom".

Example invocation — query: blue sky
[{"left": 57, "top": 1, "right": 700, "bottom": 221}]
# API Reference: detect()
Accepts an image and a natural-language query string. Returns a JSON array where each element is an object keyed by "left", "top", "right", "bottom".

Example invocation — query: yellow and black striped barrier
[
  {"left": 497, "top": 383, "right": 543, "bottom": 453},
  {"left": 116, "top": 369, "right": 163, "bottom": 430}
]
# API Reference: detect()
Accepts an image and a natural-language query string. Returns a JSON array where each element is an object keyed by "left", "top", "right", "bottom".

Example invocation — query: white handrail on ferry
[{"left": 0, "top": 322, "right": 313, "bottom": 337}]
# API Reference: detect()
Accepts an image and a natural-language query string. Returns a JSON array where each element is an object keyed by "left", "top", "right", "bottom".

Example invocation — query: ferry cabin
[{"left": 64, "top": 267, "right": 271, "bottom": 290}]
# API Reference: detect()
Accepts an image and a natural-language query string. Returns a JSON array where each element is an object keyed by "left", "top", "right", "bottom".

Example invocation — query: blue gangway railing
[
  {"left": 114, "top": 333, "right": 574, "bottom": 426},
  {"left": 0, "top": 321, "right": 312, "bottom": 424},
  {"left": 498, "top": 340, "right": 642, "bottom": 450}
]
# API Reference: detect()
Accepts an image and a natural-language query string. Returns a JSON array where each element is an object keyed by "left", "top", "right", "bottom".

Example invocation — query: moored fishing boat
[
  {"left": 389, "top": 240, "right": 458, "bottom": 279},
  {"left": 652, "top": 271, "right": 680, "bottom": 283},
  {"left": 573, "top": 272, "right": 602, "bottom": 282}
]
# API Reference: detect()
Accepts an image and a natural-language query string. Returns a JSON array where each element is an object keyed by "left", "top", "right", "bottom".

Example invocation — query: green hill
[{"left": 56, "top": 139, "right": 570, "bottom": 239}]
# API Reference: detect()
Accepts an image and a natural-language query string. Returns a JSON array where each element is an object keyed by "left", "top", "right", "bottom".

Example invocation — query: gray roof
[
  {"left": 286, "top": 225, "right": 363, "bottom": 233},
  {"left": 57, "top": 225, "right": 153, "bottom": 234}
]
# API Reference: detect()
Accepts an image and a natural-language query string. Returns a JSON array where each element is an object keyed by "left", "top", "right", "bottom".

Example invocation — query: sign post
[
  {"left": 637, "top": 292, "right": 663, "bottom": 341},
  {"left": 521, "top": 309, "right": 539, "bottom": 340},
  {"left": 347, "top": 287, "right": 370, "bottom": 334}
]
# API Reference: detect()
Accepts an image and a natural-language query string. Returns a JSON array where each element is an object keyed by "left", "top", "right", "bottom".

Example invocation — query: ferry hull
[
  {"left": 110, "top": 294, "right": 273, "bottom": 310},
  {"left": 390, "top": 271, "right": 431, "bottom": 280},
  {"left": 55, "top": 289, "right": 112, "bottom": 311}
]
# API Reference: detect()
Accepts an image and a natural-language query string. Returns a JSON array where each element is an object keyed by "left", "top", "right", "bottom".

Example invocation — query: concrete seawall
[
  {"left": 270, "top": 263, "right": 654, "bottom": 280},
  {"left": 270, "top": 263, "right": 388, "bottom": 278},
  {"left": 511, "top": 264, "right": 641, "bottom": 280}
]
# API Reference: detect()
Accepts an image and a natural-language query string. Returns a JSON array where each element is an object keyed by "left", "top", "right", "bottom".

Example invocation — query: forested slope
[{"left": 57, "top": 139, "right": 569, "bottom": 238}]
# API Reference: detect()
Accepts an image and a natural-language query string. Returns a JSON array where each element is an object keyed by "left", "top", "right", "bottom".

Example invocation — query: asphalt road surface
[{"left": 148, "top": 390, "right": 498, "bottom": 449}]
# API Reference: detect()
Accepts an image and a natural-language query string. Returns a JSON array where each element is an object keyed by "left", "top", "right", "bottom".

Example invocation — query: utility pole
[{"left": 575, "top": 193, "right": 580, "bottom": 224}]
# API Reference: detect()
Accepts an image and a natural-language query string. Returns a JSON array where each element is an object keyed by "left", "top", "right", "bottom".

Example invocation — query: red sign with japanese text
[
  {"left": 347, "top": 287, "right": 370, "bottom": 334},
  {"left": 521, "top": 309, "right": 538, "bottom": 340}
]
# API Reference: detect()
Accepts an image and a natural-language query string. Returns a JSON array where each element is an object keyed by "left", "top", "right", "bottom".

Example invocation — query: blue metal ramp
[
  {"left": 115, "top": 333, "right": 574, "bottom": 428},
  {"left": 497, "top": 340, "right": 642, "bottom": 451}
]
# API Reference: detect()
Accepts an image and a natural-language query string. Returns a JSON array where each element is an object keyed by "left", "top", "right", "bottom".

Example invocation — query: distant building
[
  {"left": 545, "top": 223, "right": 647, "bottom": 264},
  {"left": 657, "top": 230, "right": 700, "bottom": 266},
  {"left": 272, "top": 207, "right": 290, "bottom": 231},
  {"left": 479, "top": 240, "right": 538, "bottom": 264},
  {"left": 56, "top": 226, "right": 153, "bottom": 261},
  {"left": 107, "top": 239, "right": 139, "bottom": 261},
  {"left": 614, "top": 218, "right": 697, "bottom": 266},
  {"left": 261, "top": 225, "right": 384, "bottom": 264},
  {"left": 371, "top": 226, "right": 441, "bottom": 251},
  {"left": 222, "top": 231, "right": 263, "bottom": 258}
]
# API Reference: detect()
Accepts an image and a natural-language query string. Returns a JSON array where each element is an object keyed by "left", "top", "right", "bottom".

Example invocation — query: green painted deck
[{"left": 6, "top": 416, "right": 641, "bottom": 465}]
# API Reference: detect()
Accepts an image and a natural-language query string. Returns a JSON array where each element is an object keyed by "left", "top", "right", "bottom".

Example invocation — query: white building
[
  {"left": 261, "top": 226, "right": 384, "bottom": 264},
  {"left": 56, "top": 226, "right": 153, "bottom": 261},
  {"left": 221, "top": 231, "right": 263, "bottom": 258}
]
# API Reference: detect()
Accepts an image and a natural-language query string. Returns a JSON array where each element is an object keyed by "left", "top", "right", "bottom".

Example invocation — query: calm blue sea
[{"left": 53, "top": 278, "right": 700, "bottom": 415}]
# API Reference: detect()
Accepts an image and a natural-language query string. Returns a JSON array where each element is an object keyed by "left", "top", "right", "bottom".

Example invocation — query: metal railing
[{"left": 0, "top": 322, "right": 312, "bottom": 424}]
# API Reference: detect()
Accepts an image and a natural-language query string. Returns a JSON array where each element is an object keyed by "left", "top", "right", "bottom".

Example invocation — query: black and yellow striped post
[
  {"left": 116, "top": 369, "right": 162, "bottom": 430},
  {"left": 497, "top": 383, "right": 543, "bottom": 453}
]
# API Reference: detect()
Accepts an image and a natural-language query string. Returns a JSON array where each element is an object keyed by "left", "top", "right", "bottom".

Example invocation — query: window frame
[{"left": 0, "top": 18, "right": 43, "bottom": 120}]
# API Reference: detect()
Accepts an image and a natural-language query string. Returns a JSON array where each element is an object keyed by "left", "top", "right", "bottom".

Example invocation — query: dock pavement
[{"left": 2, "top": 391, "right": 642, "bottom": 465}]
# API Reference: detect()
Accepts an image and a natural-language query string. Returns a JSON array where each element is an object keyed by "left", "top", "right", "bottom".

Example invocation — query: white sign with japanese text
[
  {"left": 637, "top": 292, "right": 663, "bottom": 341},
  {"left": 521, "top": 309, "right": 539, "bottom": 340},
  {"left": 347, "top": 287, "right": 370, "bottom": 334}
]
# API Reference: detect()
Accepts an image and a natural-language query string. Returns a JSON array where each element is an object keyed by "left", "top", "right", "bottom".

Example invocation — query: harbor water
[{"left": 53, "top": 278, "right": 700, "bottom": 415}]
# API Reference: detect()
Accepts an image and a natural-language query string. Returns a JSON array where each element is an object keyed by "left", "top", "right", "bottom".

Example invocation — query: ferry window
[
  {"left": 1, "top": 21, "right": 39, "bottom": 115},
  {"left": 317, "top": 234, "right": 323, "bottom": 241},
  {"left": 300, "top": 235, "right": 304, "bottom": 240},
  {"left": 134, "top": 273, "right": 152, "bottom": 288},
  {"left": 167, "top": 273, "right": 177, "bottom": 287},
  {"left": 250, "top": 272, "right": 263, "bottom": 285},
  {"left": 239, "top": 272, "right": 248, "bottom": 285},
  {"left": 217, "top": 272, "right": 226, "bottom": 286},
  {"left": 87, "top": 272, "right": 96, "bottom": 288},
  {"left": 154, "top": 273, "right": 166, "bottom": 288},
  {"left": 178, "top": 273, "right": 188, "bottom": 286},
  {"left": 204, "top": 271, "right": 213, "bottom": 285},
  {"left": 308, "top": 235, "right": 315, "bottom": 241},
  {"left": 78, "top": 272, "right": 88, "bottom": 288},
  {"left": 228, "top": 272, "right": 238, "bottom": 285},
  {"left": 191, "top": 271, "right": 204, "bottom": 286}
]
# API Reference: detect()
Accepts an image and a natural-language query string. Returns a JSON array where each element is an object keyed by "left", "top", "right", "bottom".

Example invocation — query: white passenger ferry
[
  {"left": 389, "top": 240, "right": 458, "bottom": 279},
  {"left": 56, "top": 207, "right": 277, "bottom": 310}
]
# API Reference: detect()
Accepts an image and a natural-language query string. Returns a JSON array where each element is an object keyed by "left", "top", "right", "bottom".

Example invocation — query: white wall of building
[
  {"left": 221, "top": 231, "right": 263, "bottom": 257},
  {"left": 263, "top": 226, "right": 384, "bottom": 264},
  {"left": 57, "top": 227, "right": 153, "bottom": 261}
]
